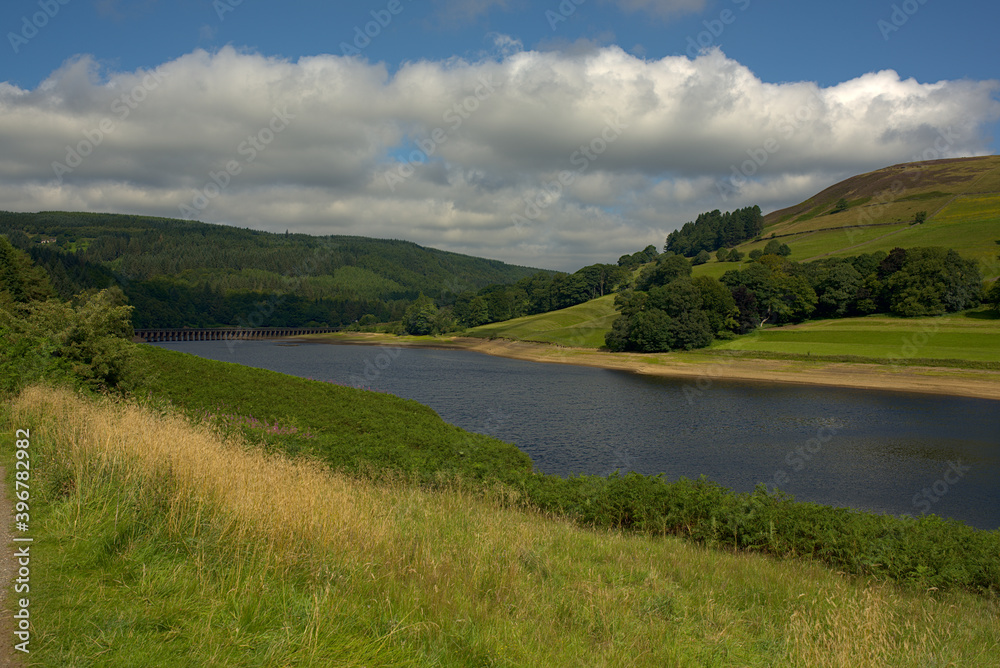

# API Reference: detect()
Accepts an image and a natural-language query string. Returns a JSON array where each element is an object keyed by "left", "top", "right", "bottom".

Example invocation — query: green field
[
  {"left": 709, "top": 310, "right": 1000, "bottom": 362},
  {"left": 466, "top": 295, "right": 1000, "bottom": 364},
  {"left": 468, "top": 294, "right": 618, "bottom": 348}
]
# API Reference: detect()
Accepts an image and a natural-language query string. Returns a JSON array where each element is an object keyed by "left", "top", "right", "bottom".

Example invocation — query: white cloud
[{"left": 0, "top": 46, "right": 997, "bottom": 270}]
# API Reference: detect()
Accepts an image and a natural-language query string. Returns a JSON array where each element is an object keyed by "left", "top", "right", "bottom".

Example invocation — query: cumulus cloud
[{"left": 0, "top": 45, "right": 997, "bottom": 270}]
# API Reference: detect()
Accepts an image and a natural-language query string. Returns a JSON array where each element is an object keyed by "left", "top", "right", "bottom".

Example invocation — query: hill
[
  {"left": 0, "top": 211, "right": 550, "bottom": 328},
  {"left": 747, "top": 155, "right": 1000, "bottom": 278}
]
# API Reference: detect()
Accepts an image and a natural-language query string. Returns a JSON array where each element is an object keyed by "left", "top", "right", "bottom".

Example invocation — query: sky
[{"left": 1, "top": 0, "right": 998, "bottom": 271}]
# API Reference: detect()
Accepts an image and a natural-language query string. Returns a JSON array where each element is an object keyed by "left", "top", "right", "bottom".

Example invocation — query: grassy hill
[
  {"left": 467, "top": 294, "right": 618, "bottom": 347},
  {"left": 469, "top": 156, "right": 1000, "bottom": 352},
  {"left": 736, "top": 155, "right": 1000, "bottom": 279}
]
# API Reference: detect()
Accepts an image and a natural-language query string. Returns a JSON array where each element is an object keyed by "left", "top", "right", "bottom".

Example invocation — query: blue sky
[{"left": 2, "top": 0, "right": 998, "bottom": 269}]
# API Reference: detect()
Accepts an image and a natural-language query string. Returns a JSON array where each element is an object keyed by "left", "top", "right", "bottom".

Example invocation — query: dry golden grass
[{"left": 9, "top": 384, "right": 999, "bottom": 666}]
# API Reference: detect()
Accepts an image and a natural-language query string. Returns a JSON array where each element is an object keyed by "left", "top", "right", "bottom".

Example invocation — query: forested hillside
[{"left": 0, "top": 211, "right": 548, "bottom": 328}]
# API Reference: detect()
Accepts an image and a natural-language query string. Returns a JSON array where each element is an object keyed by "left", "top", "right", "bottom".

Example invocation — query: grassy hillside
[
  {"left": 728, "top": 155, "right": 1000, "bottom": 279},
  {"left": 467, "top": 294, "right": 618, "bottom": 347},
  {"left": 8, "top": 384, "right": 1000, "bottom": 666}
]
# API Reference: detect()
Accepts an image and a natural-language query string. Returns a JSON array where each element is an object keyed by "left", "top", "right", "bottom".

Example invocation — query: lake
[{"left": 154, "top": 340, "right": 1000, "bottom": 530}]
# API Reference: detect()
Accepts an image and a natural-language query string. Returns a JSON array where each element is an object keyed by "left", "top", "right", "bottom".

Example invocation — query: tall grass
[{"left": 7, "top": 385, "right": 1000, "bottom": 666}]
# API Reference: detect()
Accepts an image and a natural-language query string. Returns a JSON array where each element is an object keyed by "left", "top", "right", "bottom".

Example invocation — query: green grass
[
  {"left": 7, "top": 385, "right": 1000, "bottom": 667},
  {"left": 467, "top": 294, "right": 618, "bottom": 348},
  {"left": 709, "top": 310, "right": 1000, "bottom": 362},
  {"left": 137, "top": 344, "right": 534, "bottom": 480}
]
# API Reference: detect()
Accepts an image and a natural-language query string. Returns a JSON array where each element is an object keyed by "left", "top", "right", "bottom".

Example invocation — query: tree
[
  {"left": 914, "top": 211, "right": 927, "bottom": 224},
  {"left": 763, "top": 239, "right": 783, "bottom": 256},
  {"left": 727, "top": 249, "right": 744, "bottom": 262},
  {"left": 0, "top": 288, "right": 141, "bottom": 393},
  {"left": 629, "top": 310, "right": 673, "bottom": 352},
  {"left": 716, "top": 248, "right": 729, "bottom": 262},
  {"left": 693, "top": 275, "right": 738, "bottom": 334},
  {"left": 886, "top": 247, "right": 982, "bottom": 316},
  {"left": 0, "top": 235, "right": 55, "bottom": 305},
  {"left": 692, "top": 250, "right": 711, "bottom": 266},
  {"left": 666, "top": 310, "right": 714, "bottom": 350},
  {"left": 664, "top": 205, "right": 763, "bottom": 257},
  {"left": 748, "top": 249, "right": 763, "bottom": 261},
  {"left": 815, "top": 262, "right": 863, "bottom": 317},
  {"left": 636, "top": 254, "right": 692, "bottom": 291},
  {"left": 402, "top": 295, "right": 438, "bottom": 335},
  {"left": 987, "top": 280, "right": 1000, "bottom": 313},
  {"left": 647, "top": 279, "right": 702, "bottom": 318},
  {"left": 833, "top": 198, "right": 849, "bottom": 214}
]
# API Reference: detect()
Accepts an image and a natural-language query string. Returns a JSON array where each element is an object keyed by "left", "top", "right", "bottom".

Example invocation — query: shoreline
[{"left": 299, "top": 333, "right": 1000, "bottom": 401}]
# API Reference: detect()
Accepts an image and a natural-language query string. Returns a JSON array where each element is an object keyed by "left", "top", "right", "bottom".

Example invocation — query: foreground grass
[{"left": 7, "top": 385, "right": 1000, "bottom": 666}]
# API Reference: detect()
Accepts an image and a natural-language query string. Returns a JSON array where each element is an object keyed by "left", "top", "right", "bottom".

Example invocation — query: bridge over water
[{"left": 134, "top": 327, "right": 339, "bottom": 343}]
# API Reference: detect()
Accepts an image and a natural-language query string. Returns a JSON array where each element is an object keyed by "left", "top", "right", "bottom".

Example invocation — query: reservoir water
[{"left": 155, "top": 340, "right": 1000, "bottom": 530}]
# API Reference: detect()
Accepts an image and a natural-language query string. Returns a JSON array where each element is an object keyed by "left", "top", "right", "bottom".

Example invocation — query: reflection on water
[{"left": 155, "top": 341, "right": 1000, "bottom": 530}]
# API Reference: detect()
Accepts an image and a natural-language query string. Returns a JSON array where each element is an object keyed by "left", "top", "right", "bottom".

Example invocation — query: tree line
[
  {"left": 606, "top": 244, "right": 987, "bottom": 353},
  {"left": 664, "top": 205, "right": 765, "bottom": 257}
]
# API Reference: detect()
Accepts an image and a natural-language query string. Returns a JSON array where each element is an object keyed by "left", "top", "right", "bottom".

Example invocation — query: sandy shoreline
[{"left": 297, "top": 333, "right": 1000, "bottom": 401}]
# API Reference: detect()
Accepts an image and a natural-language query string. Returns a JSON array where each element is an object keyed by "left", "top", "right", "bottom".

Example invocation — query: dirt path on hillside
[
  {"left": 307, "top": 333, "right": 1000, "bottom": 401},
  {"left": 0, "top": 466, "right": 21, "bottom": 667}
]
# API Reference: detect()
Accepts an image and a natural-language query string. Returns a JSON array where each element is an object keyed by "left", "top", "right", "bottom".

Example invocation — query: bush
[
  {"left": 0, "top": 289, "right": 142, "bottom": 394},
  {"left": 508, "top": 472, "right": 1000, "bottom": 596}
]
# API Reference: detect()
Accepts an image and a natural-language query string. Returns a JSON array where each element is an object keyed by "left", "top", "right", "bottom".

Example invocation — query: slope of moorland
[
  {"left": 0, "top": 210, "right": 551, "bottom": 327},
  {"left": 5, "top": 376, "right": 1000, "bottom": 666},
  {"left": 745, "top": 155, "right": 1000, "bottom": 278}
]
